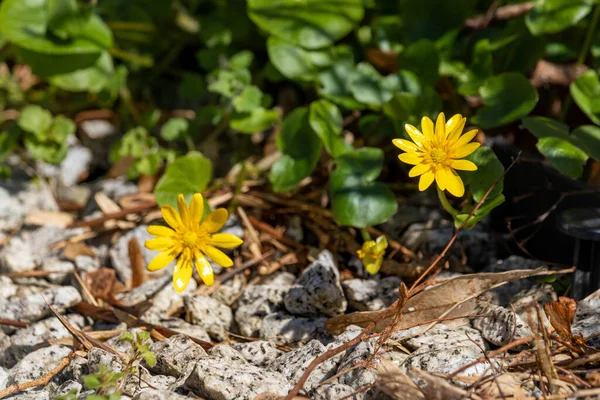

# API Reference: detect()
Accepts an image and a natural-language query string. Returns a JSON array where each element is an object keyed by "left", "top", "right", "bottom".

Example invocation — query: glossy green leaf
[
  {"left": 267, "top": 36, "right": 323, "bottom": 82},
  {"left": 526, "top": 0, "right": 594, "bottom": 36},
  {"left": 572, "top": 125, "right": 600, "bottom": 160},
  {"left": 522, "top": 116, "right": 570, "bottom": 139},
  {"left": 232, "top": 85, "right": 263, "bottom": 113},
  {"left": 537, "top": 136, "right": 588, "bottom": 178},
  {"left": 24, "top": 134, "right": 69, "bottom": 164},
  {"left": 47, "top": 0, "right": 91, "bottom": 39},
  {"left": 454, "top": 194, "right": 505, "bottom": 229},
  {"left": 269, "top": 107, "right": 322, "bottom": 191},
  {"left": 49, "top": 51, "right": 113, "bottom": 93},
  {"left": 399, "top": 39, "right": 439, "bottom": 85},
  {"left": 383, "top": 70, "right": 441, "bottom": 125},
  {"left": 0, "top": 0, "right": 112, "bottom": 54},
  {"left": 18, "top": 105, "right": 53, "bottom": 139},
  {"left": 458, "top": 39, "right": 493, "bottom": 96},
  {"left": 400, "top": 0, "right": 475, "bottom": 41},
  {"left": 308, "top": 99, "right": 349, "bottom": 158},
  {"left": 154, "top": 151, "right": 213, "bottom": 208},
  {"left": 160, "top": 118, "right": 189, "bottom": 141},
  {"left": 472, "top": 73, "right": 538, "bottom": 128},
  {"left": 317, "top": 59, "right": 365, "bottom": 110},
  {"left": 330, "top": 148, "right": 396, "bottom": 228},
  {"left": 230, "top": 108, "right": 279, "bottom": 134},
  {"left": 248, "top": 0, "right": 364, "bottom": 49},
  {"left": 570, "top": 69, "right": 600, "bottom": 125},
  {"left": 459, "top": 146, "right": 505, "bottom": 203},
  {"left": 349, "top": 62, "right": 400, "bottom": 107}
]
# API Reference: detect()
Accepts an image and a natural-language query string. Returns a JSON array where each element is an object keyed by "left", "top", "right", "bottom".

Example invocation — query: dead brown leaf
[
  {"left": 63, "top": 242, "right": 96, "bottom": 261},
  {"left": 25, "top": 210, "right": 74, "bottom": 228},
  {"left": 407, "top": 368, "right": 474, "bottom": 400},
  {"left": 375, "top": 361, "right": 424, "bottom": 400},
  {"left": 326, "top": 267, "right": 573, "bottom": 335},
  {"left": 544, "top": 297, "right": 577, "bottom": 340},
  {"left": 94, "top": 192, "right": 121, "bottom": 214},
  {"left": 84, "top": 268, "right": 125, "bottom": 301},
  {"left": 474, "top": 373, "right": 528, "bottom": 399}
]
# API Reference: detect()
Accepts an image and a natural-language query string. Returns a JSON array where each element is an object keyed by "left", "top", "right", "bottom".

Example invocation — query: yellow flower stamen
[{"left": 145, "top": 193, "right": 243, "bottom": 292}]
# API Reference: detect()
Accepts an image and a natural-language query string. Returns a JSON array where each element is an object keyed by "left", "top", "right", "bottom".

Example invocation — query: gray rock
[
  {"left": 134, "top": 389, "right": 192, "bottom": 400},
  {"left": 58, "top": 146, "right": 92, "bottom": 187},
  {"left": 8, "top": 345, "right": 71, "bottom": 386},
  {"left": 157, "top": 318, "right": 211, "bottom": 342},
  {"left": 482, "top": 256, "right": 547, "bottom": 305},
  {"left": 0, "top": 276, "right": 17, "bottom": 300},
  {"left": 573, "top": 298, "right": 600, "bottom": 339},
  {"left": 123, "top": 367, "right": 176, "bottom": 397},
  {"left": 401, "top": 222, "right": 494, "bottom": 266},
  {"left": 270, "top": 339, "right": 338, "bottom": 393},
  {"left": 87, "top": 347, "right": 123, "bottom": 373},
  {"left": 184, "top": 295, "right": 233, "bottom": 341},
  {"left": 284, "top": 250, "right": 347, "bottom": 317},
  {"left": 73, "top": 255, "right": 100, "bottom": 273},
  {"left": 84, "top": 178, "right": 138, "bottom": 216},
  {"left": 185, "top": 358, "right": 291, "bottom": 400},
  {"left": 234, "top": 272, "right": 295, "bottom": 337},
  {"left": 146, "top": 334, "right": 207, "bottom": 377},
  {"left": 260, "top": 312, "right": 329, "bottom": 345},
  {"left": 79, "top": 119, "right": 119, "bottom": 171},
  {"left": 106, "top": 328, "right": 152, "bottom": 354},
  {"left": 208, "top": 344, "right": 248, "bottom": 367},
  {"left": 337, "top": 339, "right": 378, "bottom": 389},
  {"left": 472, "top": 301, "right": 532, "bottom": 347},
  {"left": 110, "top": 225, "right": 168, "bottom": 283},
  {"left": 54, "top": 184, "right": 91, "bottom": 210},
  {"left": 117, "top": 275, "right": 171, "bottom": 307},
  {"left": 231, "top": 341, "right": 283, "bottom": 367},
  {"left": 140, "top": 277, "right": 196, "bottom": 324},
  {"left": 342, "top": 277, "right": 401, "bottom": 311},
  {"left": 0, "top": 286, "right": 81, "bottom": 330},
  {"left": 40, "top": 258, "right": 75, "bottom": 284},
  {"left": 210, "top": 274, "right": 245, "bottom": 306},
  {"left": 314, "top": 383, "right": 358, "bottom": 400},
  {"left": 0, "top": 175, "right": 58, "bottom": 233},
  {"left": 5, "top": 314, "right": 85, "bottom": 367},
  {"left": 52, "top": 380, "right": 82, "bottom": 398},
  {"left": 0, "top": 366, "right": 8, "bottom": 390},
  {"left": 405, "top": 324, "right": 486, "bottom": 353},
  {"left": 403, "top": 344, "right": 493, "bottom": 376},
  {"left": 60, "top": 355, "right": 88, "bottom": 384},
  {"left": 511, "top": 284, "right": 557, "bottom": 316},
  {"left": 380, "top": 205, "right": 431, "bottom": 241},
  {"left": 4, "top": 389, "right": 50, "bottom": 399}
]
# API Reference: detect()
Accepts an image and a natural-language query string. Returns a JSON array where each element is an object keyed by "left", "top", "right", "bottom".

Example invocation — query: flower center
[
  {"left": 430, "top": 148, "right": 448, "bottom": 164},
  {"left": 182, "top": 232, "right": 198, "bottom": 248}
]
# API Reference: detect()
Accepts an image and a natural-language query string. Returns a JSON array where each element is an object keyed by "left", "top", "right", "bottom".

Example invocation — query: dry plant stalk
[{"left": 128, "top": 237, "right": 146, "bottom": 288}]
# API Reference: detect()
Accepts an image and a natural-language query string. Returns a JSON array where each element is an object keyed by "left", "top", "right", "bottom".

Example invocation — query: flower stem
[
  {"left": 437, "top": 187, "right": 459, "bottom": 219},
  {"left": 360, "top": 228, "right": 372, "bottom": 242}
]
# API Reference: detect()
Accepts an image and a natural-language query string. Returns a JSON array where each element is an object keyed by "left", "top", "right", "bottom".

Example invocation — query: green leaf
[
  {"left": 232, "top": 85, "right": 263, "bottom": 113},
  {"left": 136, "top": 331, "right": 151, "bottom": 342},
  {"left": 399, "top": 39, "right": 439, "bottom": 85},
  {"left": 47, "top": 0, "right": 92, "bottom": 39},
  {"left": 143, "top": 351, "right": 157, "bottom": 367},
  {"left": 247, "top": 0, "right": 364, "bottom": 49},
  {"left": 230, "top": 50, "right": 254, "bottom": 70},
  {"left": 399, "top": 0, "right": 475, "bottom": 41},
  {"left": 459, "top": 146, "right": 505, "bottom": 202},
  {"left": 49, "top": 51, "right": 114, "bottom": 93},
  {"left": 154, "top": 151, "right": 213, "bottom": 209},
  {"left": 0, "top": 0, "right": 112, "bottom": 55},
  {"left": 118, "top": 332, "right": 135, "bottom": 342},
  {"left": 24, "top": 134, "right": 69, "bottom": 164},
  {"left": 83, "top": 375, "right": 102, "bottom": 389},
  {"left": 383, "top": 70, "right": 441, "bottom": 126},
  {"left": 330, "top": 148, "right": 396, "bottom": 228},
  {"left": 472, "top": 73, "right": 538, "bottom": 128},
  {"left": 522, "top": 116, "right": 570, "bottom": 139},
  {"left": 570, "top": 69, "right": 600, "bottom": 125},
  {"left": 0, "top": 129, "right": 19, "bottom": 163},
  {"left": 454, "top": 194, "right": 505, "bottom": 229},
  {"left": 526, "top": 0, "right": 595, "bottom": 36},
  {"left": 458, "top": 39, "right": 493, "bottom": 96},
  {"left": 207, "top": 69, "right": 251, "bottom": 98},
  {"left": 308, "top": 99, "right": 349, "bottom": 158},
  {"left": 537, "top": 136, "right": 588, "bottom": 178},
  {"left": 269, "top": 107, "right": 322, "bottom": 192},
  {"left": 18, "top": 105, "right": 53, "bottom": 139},
  {"left": 349, "top": 62, "right": 400, "bottom": 107},
  {"left": 49, "top": 115, "right": 76, "bottom": 142},
  {"left": 318, "top": 59, "right": 365, "bottom": 110},
  {"left": 572, "top": 125, "right": 600, "bottom": 160},
  {"left": 161, "top": 118, "right": 189, "bottom": 142},
  {"left": 267, "top": 36, "right": 326, "bottom": 82},
  {"left": 230, "top": 108, "right": 279, "bottom": 134}
]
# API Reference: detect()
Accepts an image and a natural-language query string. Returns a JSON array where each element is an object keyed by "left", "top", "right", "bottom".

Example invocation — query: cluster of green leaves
[{"left": 118, "top": 330, "right": 157, "bottom": 368}]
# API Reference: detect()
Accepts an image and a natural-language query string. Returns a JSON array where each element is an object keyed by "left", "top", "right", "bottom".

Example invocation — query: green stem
[
  {"left": 437, "top": 186, "right": 459, "bottom": 219},
  {"left": 108, "top": 47, "right": 154, "bottom": 67},
  {"left": 560, "top": 3, "right": 600, "bottom": 121},
  {"left": 106, "top": 21, "right": 157, "bottom": 32},
  {"left": 360, "top": 228, "right": 372, "bottom": 242}
]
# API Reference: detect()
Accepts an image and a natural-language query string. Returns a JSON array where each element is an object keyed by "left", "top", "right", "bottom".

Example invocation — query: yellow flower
[
  {"left": 393, "top": 112, "right": 480, "bottom": 197},
  {"left": 145, "top": 193, "right": 243, "bottom": 292},
  {"left": 357, "top": 235, "right": 388, "bottom": 275}
]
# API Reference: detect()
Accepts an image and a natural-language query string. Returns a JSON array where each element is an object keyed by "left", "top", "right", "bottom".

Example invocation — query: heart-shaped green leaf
[
  {"left": 317, "top": 59, "right": 365, "bottom": 110},
  {"left": 248, "top": 0, "right": 364, "bottom": 49},
  {"left": 232, "top": 85, "right": 264, "bottom": 113},
  {"left": 572, "top": 125, "right": 600, "bottom": 160},
  {"left": 160, "top": 118, "right": 189, "bottom": 142},
  {"left": 472, "top": 72, "right": 538, "bottom": 128},
  {"left": 267, "top": 36, "right": 332, "bottom": 82},
  {"left": 349, "top": 62, "right": 400, "bottom": 107},
  {"left": 154, "top": 151, "right": 213, "bottom": 208},
  {"left": 537, "top": 136, "right": 588, "bottom": 178},
  {"left": 18, "top": 105, "right": 53, "bottom": 139},
  {"left": 230, "top": 108, "right": 279, "bottom": 134},
  {"left": 570, "top": 69, "right": 600, "bottom": 125}
]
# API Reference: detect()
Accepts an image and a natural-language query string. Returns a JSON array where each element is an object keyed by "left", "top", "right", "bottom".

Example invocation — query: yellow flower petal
[
  {"left": 145, "top": 237, "right": 174, "bottom": 251},
  {"left": 435, "top": 112, "right": 446, "bottom": 141},
  {"left": 447, "top": 115, "right": 466, "bottom": 141},
  {"left": 177, "top": 194, "right": 191, "bottom": 228},
  {"left": 203, "top": 245, "right": 233, "bottom": 267},
  {"left": 195, "top": 254, "right": 214, "bottom": 286},
  {"left": 399, "top": 153, "right": 423, "bottom": 165},
  {"left": 210, "top": 233, "right": 243, "bottom": 249},
  {"left": 364, "top": 257, "right": 383, "bottom": 275},
  {"left": 173, "top": 258, "right": 193, "bottom": 293},
  {"left": 161, "top": 205, "right": 183, "bottom": 231},
  {"left": 419, "top": 171, "right": 435, "bottom": 191},
  {"left": 147, "top": 250, "right": 176, "bottom": 272},
  {"left": 421, "top": 116, "right": 434, "bottom": 140},
  {"left": 392, "top": 139, "right": 418, "bottom": 153},
  {"left": 190, "top": 193, "right": 205, "bottom": 226},
  {"left": 374, "top": 235, "right": 388, "bottom": 253},
  {"left": 452, "top": 142, "right": 480, "bottom": 158},
  {"left": 451, "top": 159, "right": 477, "bottom": 171},
  {"left": 203, "top": 208, "right": 228, "bottom": 233},
  {"left": 408, "top": 163, "right": 430, "bottom": 177},
  {"left": 147, "top": 225, "right": 175, "bottom": 238},
  {"left": 434, "top": 168, "right": 446, "bottom": 191},
  {"left": 453, "top": 129, "right": 478, "bottom": 148},
  {"left": 405, "top": 124, "right": 425, "bottom": 146},
  {"left": 439, "top": 167, "right": 465, "bottom": 197}
]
